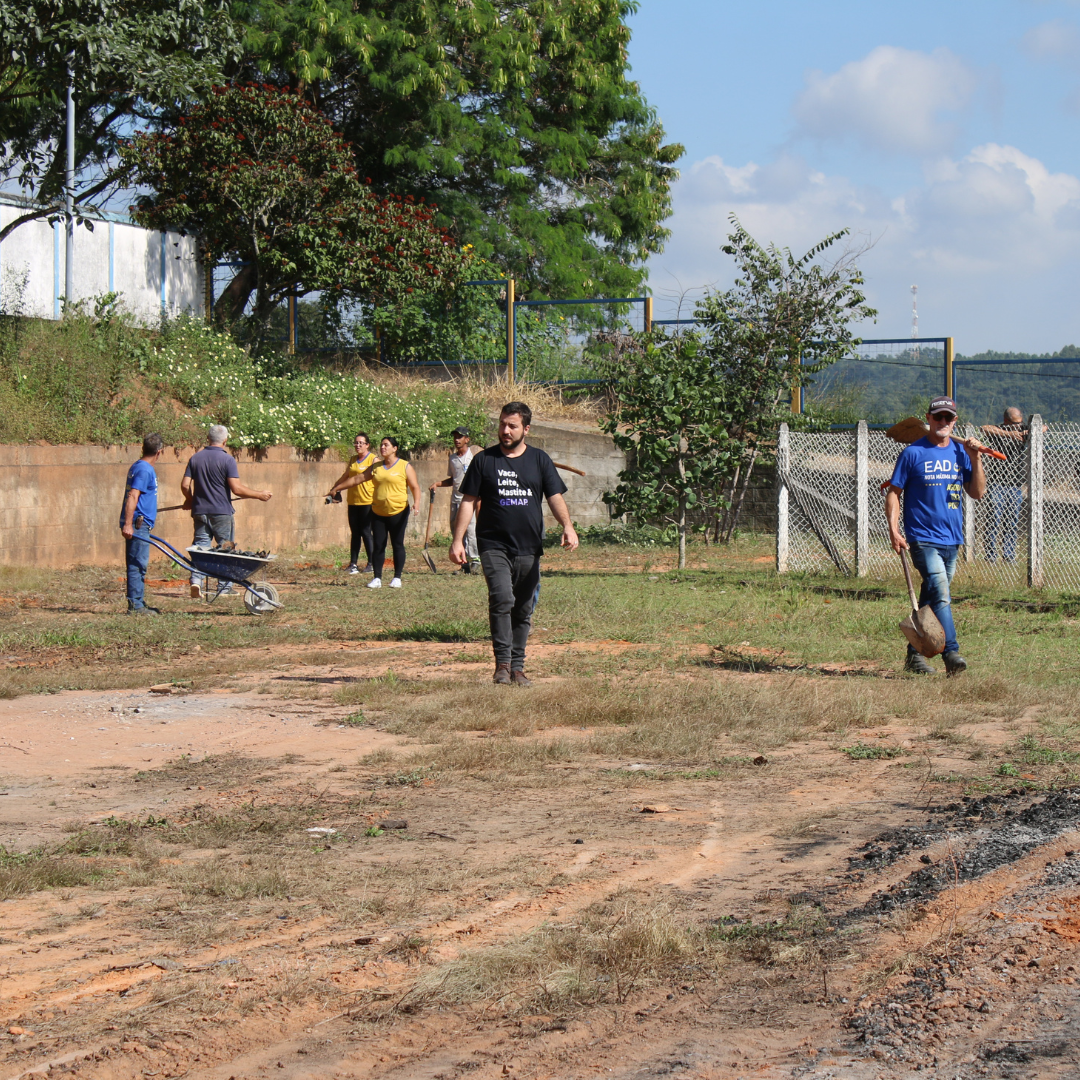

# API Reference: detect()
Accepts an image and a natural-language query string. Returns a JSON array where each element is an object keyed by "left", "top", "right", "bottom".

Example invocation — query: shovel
[
  {"left": 421, "top": 490, "right": 438, "bottom": 574},
  {"left": 898, "top": 548, "right": 945, "bottom": 657}
]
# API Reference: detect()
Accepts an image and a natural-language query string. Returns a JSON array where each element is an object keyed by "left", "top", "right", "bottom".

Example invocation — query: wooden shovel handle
[
  {"left": 552, "top": 461, "right": 586, "bottom": 476},
  {"left": 899, "top": 548, "right": 920, "bottom": 612},
  {"left": 424, "top": 489, "right": 435, "bottom": 547}
]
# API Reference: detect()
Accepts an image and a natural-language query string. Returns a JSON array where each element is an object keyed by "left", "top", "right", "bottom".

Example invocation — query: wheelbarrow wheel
[{"left": 244, "top": 581, "right": 280, "bottom": 615}]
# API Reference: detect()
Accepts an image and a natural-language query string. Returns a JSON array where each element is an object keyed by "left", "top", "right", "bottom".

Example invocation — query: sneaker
[
  {"left": 190, "top": 583, "right": 203, "bottom": 599},
  {"left": 366, "top": 577, "right": 382, "bottom": 589},
  {"left": 359, "top": 563, "right": 373, "bottom": 573},
  {"left": 389, "top": 577, "right": 402, "bottom": 589},
  {"left": 943, "top": 651, "right": 968, "bottom": 675},
  {"left": 904, "top": 652, "right": 936, "bottom": 675},
  {"left": 493, "top": 664, "right": 512, "bottom": 685},
  {"left": 128, "top": 605, "right": 160, "bottom": 615},
  {"left": 510, "top": 670, "right": 532, "bottom": 687},
  {"left": 218, "top": 582, "right": 234, "bottom": 595},
  {"left": 346, "top": 563, "right": 359, "bottom": 575}
]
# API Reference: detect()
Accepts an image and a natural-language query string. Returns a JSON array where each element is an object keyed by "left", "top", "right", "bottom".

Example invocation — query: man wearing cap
[
  {"left": 885, "top": 397, "right": 990, "bottom": 675},
  {"left": 431, "top": 426, "right": 480, "bottom": 574}
]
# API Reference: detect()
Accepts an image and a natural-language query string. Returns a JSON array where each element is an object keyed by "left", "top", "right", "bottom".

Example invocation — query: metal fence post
[
  {"left": 962, "top": 423, "right": 976, "bottom": 562},
  {"left": 1028, "top": 414, "right": 1044, "bottom": 589},
  {"left": 506, "top": 277, "right": 515, "bottom": 383},
  {"left": 855, "top": 421, "right": 868, "bottom": 576},
  {"left": 776, "top": 423, "right": 789, "bottom": 573}
]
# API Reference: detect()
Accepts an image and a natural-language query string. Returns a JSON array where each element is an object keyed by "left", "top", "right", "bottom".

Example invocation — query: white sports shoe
[
  {"left": 389, "top": 577, "right": 402, "bottom": 589},
  {"left": 366, "top": 577, "right": 382, "bottom": 589}
]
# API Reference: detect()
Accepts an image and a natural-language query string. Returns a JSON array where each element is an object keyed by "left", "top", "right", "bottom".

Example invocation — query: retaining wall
[{"left": 0, "top": 419, "right": 625, "bottom": 568}]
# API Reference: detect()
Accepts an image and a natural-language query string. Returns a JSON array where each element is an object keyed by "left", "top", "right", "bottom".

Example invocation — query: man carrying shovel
[{"left": 885, "top": 397, "right": 989, "bottom": 675}]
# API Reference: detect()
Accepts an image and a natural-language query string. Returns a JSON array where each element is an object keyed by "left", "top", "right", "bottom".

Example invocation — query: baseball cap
[
  {"left": 451, "top": 426, "right": 471, "bottom": 437},
  {"left": 927, "top": 397, "right": 958, "bottom": 417}
]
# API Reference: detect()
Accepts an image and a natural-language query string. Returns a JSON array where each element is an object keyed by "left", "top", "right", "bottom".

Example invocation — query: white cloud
[
  {"left": 792, "top": 46, "right": 977, "bottom": 156},
  {"left": 652, "top": 146, "right": 1080, "bottom": 350},
  {"left": 1021, "top": 19, "right": 1080, "bottom": 59}
]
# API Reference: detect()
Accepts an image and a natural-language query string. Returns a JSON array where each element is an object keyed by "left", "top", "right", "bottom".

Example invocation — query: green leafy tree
[
  {"left": 597, "top": 332, "right": 742, "bottom": 569},
  {"left": 121, "top": 84, "right": 469, "bottom": 338},
  {"left": 694, "top": 217, "right": 877, "bottom": 540},
  {"left": 231, "top": 0, "right": 682, "bottom": 300},
  {"left": 0, "top": 0, "right": 239, "bottom": 241}
]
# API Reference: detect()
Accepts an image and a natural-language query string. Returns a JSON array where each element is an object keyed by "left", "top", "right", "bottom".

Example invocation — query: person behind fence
[
  {"left": 181, "top": 425, "right": 273, "bottom": 599},
  {"left": 119, "top": 433, "right": 165, "bottom": 614},
  {"left": 328, "top": 432, "right": 377, "bottom": 575},
  {"left": 328, "top": 436, "right": 421, "bottom": 589},
  {"left": 449, "top": 401, "right": 579, "bottom": 686},
  {"left": 979, "top": 407, "right": 1028, "bottom": 564},
  {"left": 885, "top": 397, "right": 991, "bottom": 676},
  {"left": 430, "top": 426, "right": 480, "bottom": 575}
]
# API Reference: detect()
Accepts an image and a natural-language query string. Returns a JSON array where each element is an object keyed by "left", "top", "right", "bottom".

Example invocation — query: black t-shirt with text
[{"left": 459, "top": 444, "right": 567, "bottom": 556}]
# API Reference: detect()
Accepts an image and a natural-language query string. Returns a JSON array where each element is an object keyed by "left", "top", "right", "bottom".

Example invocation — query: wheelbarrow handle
[{"left": 898, "top": 548, "right": 920, "bottom": 612}]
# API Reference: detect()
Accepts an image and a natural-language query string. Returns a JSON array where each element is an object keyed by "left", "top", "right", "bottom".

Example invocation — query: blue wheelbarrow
[{"left": 147, "top": 535, "right": 283, "bottom": 614}]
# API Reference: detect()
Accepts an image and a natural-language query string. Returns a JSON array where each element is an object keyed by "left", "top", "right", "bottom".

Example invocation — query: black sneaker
[
  {"left": 943, "top": 651, "right": 968, "bottom": 675},
  {"left": 904, "top": 652, "right": 936, "bottom": 675},
  {"left": 128, "top": 605, "right": 161, "bottom": 615}
]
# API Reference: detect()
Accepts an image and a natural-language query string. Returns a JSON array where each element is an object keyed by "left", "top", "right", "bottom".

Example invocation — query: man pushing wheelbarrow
[{"left": 884, "top": 397, "right": 992, "bottom": 676}]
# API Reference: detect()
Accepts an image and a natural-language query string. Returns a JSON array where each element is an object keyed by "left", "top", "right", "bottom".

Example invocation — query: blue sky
[{"left": 627, "top": 0, "right": 1080, "bottom": 351}]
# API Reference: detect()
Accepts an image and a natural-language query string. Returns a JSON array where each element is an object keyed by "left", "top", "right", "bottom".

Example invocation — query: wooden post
[
  {"left": 945, "top": 336, "right": 954, "bottom": 399},
  {"left": 776, "top": 424, "right": 790, "bottom": 573},
  {"left": 791, "top": 348, "right": 802, "bottom": 414},
  {"left": 506, "top": 277, "right": 515, "bottom": 384},
  {"left": 643, "top": 296, "right": 653, "bottom": 334},
  {"left": 1028, "top": 414, "right": 1044, "bottom": 588},
  {"left": 855, "top": 421, "right": 869, "bottom": 577},
  {"left": 287, "top": 293, "right": 297, "bottom": 355}
]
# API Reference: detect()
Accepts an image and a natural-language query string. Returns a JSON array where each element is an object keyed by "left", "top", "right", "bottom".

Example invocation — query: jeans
[
  {"left": 125, "top": 521, "right": 151, "bottom": 609},
  {"left": 480, "top": 549, "right": 540, "bottom": 670},
  {"left": 908, "top": 541, "right": 960, "bottom": 655},
  {"left": 371, "top": 507, "right": 409, "bottom": 579},
  {"left": 191, "top": 513, "right": 235, "bottom": 590},
  {"left": 986, "top": 484, "right": 1023, "bottom": 563},
  {"left": 450, "top": 495, "right": 478, "bottom": 563},
  {"left": 348, "top": 504, "right": 374, "bottom": 566}
]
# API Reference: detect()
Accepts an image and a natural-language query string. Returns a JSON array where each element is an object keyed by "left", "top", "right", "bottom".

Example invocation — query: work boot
[
  {"left": 493, "top": 664, "right": 512, "bottom": 685},
  {"left": 510, "top": 670, "right": 532, "bottom": 687},
  {"left": 128, "top": 604, "right": 160, "bottom": 615},
  {"left": 904, "top": 652, "right": 935, "bottom": 675},
  {"left": 943, "top": 651, "right": 968, "bottom": 675}
]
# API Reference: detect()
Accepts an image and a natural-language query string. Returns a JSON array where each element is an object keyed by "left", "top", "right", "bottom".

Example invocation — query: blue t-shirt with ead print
[{"left": 888, "top": 437, "right": 973, "bottom": 546}]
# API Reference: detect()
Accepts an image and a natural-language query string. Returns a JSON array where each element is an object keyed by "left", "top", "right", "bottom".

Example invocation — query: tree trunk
[
  {"left": 213, "top": 264, "right": 257, "bottom": 326},
  {"left": 722, "top": 448, "right": 759, "bottom": 543},
  {"left": 677, "top": 439, "right": 687, "bottom": 570}
]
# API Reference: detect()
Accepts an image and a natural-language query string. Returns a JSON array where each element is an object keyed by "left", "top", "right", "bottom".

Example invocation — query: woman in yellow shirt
[
  {"left": 328, "top": 432, "right": 376, "bottom": 575},
  {"left": 329, "top": 436, "right": 421, "bottom": 589}
]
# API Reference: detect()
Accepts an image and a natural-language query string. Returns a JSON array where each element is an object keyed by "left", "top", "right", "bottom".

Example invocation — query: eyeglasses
[{"left": 930, "top": 412, "right": 956, "bottom": 422}]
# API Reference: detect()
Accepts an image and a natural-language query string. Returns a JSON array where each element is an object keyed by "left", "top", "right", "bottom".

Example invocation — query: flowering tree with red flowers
[{"left": 120, "top": 83, "right": 467, "bottom": 336}]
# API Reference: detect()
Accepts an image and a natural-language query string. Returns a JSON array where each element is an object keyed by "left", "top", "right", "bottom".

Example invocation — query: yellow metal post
[
  {"left": 945, "top": 336, "right": 954, "bottom": 399},
  {"left": 287, "top": 293, "right": 297, "bottom": 355},
  {"left": 506, "top": 277, "right": 515, "bottom": 384},
  {"left": 643, "top": 296, "right": 653, "bottom": 334},
  {"left": 791, "top": 349, "right": 802, "bottom": 414}
]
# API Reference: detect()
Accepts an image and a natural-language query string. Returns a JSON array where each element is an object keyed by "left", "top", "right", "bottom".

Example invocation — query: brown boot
[
  {"left": 493, "top": 664, "right": 511, "bottom": 685},
  {"left": 510, "top": 670, "right": 532, "bottom": 687}
]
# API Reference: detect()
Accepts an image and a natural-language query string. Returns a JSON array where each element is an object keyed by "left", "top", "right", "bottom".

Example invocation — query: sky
[{"left": 626, "top": 0, "right": 1080, "bottom": 353}]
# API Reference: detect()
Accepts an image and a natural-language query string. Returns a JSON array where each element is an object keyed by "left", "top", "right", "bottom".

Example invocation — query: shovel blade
[
  {"left": 899, "top": 605, "right": 946, "bottom": 657},
  {"left": 421, "top": 548, "right": 438, "bottom": 575}
]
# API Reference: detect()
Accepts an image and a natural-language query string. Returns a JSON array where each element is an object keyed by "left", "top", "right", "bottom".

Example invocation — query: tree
[
  {"left": 0, "top": 0, "right": 240, "bottom": 241},
  {"left": 599, "top": 219, "right": 877, "bottom": 562},
  {"left": 229, "top": 0, "right": 682, "bottom": 301},
  {"left": 597, "top": 331, "right": 742, "bottom": 569},
  {"left": 694, "top": 217, "right": 877, "bottom": 541},
  {"left": 121, "top": 83, "right": 468, "bottom": 336}
]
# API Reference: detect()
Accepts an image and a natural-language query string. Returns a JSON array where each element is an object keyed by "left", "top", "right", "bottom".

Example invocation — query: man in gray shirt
[
  {"left": 181, "top": 425, "right": 272, "bottom": 597},
  {"left": 431, "top": 426, "right": 479, "bottom": 574}
]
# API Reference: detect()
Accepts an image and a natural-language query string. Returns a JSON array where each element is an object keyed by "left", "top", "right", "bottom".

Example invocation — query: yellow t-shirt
[
  {"left": 345, "top": 452, "right": 375, "bottom": 506},
  {"left": 371, "top": 458, "right": 409, "bottom": 517}
]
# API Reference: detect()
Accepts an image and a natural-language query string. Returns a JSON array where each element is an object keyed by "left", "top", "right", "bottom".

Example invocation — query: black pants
[
  {"left": 371, "top": 508, "right": 409, "bottom": 580},
  {"left": 479, "top": 548, "right": 540, "bottom": 670},
  {"left": 347, "top": 504, "right": 374, "bottom": 566}
]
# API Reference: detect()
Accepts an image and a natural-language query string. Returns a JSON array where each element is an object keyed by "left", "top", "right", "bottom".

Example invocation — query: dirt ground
[{"left": 1, "top": 635, "right": 1079, "bottom": 1080}]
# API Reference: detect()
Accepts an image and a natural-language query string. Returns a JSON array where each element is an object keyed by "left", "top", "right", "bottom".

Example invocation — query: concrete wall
[
  {"left": 0, "top": 202, "right": 203, "bottom": 322},
  {"left": 0, "top": 421, "right": 626, "bottom": 568}
]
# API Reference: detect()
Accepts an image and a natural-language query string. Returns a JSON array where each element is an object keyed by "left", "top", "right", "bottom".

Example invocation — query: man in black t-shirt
[
  {"left": 980, "top": 407, "right": 1028, "bottom": 563},
  {"left": 451, "top": 401, "right": 579, "bottom": 686}
]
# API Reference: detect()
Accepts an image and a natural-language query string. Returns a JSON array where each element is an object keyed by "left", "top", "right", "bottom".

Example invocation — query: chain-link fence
[{"left": 777, "top": 417, "right": 1080, "bottom": 591}]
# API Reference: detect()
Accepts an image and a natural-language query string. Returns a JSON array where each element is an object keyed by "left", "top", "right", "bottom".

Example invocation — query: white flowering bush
[{"left": 150, "top": 319, "right": 484, "bottom": 451}]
